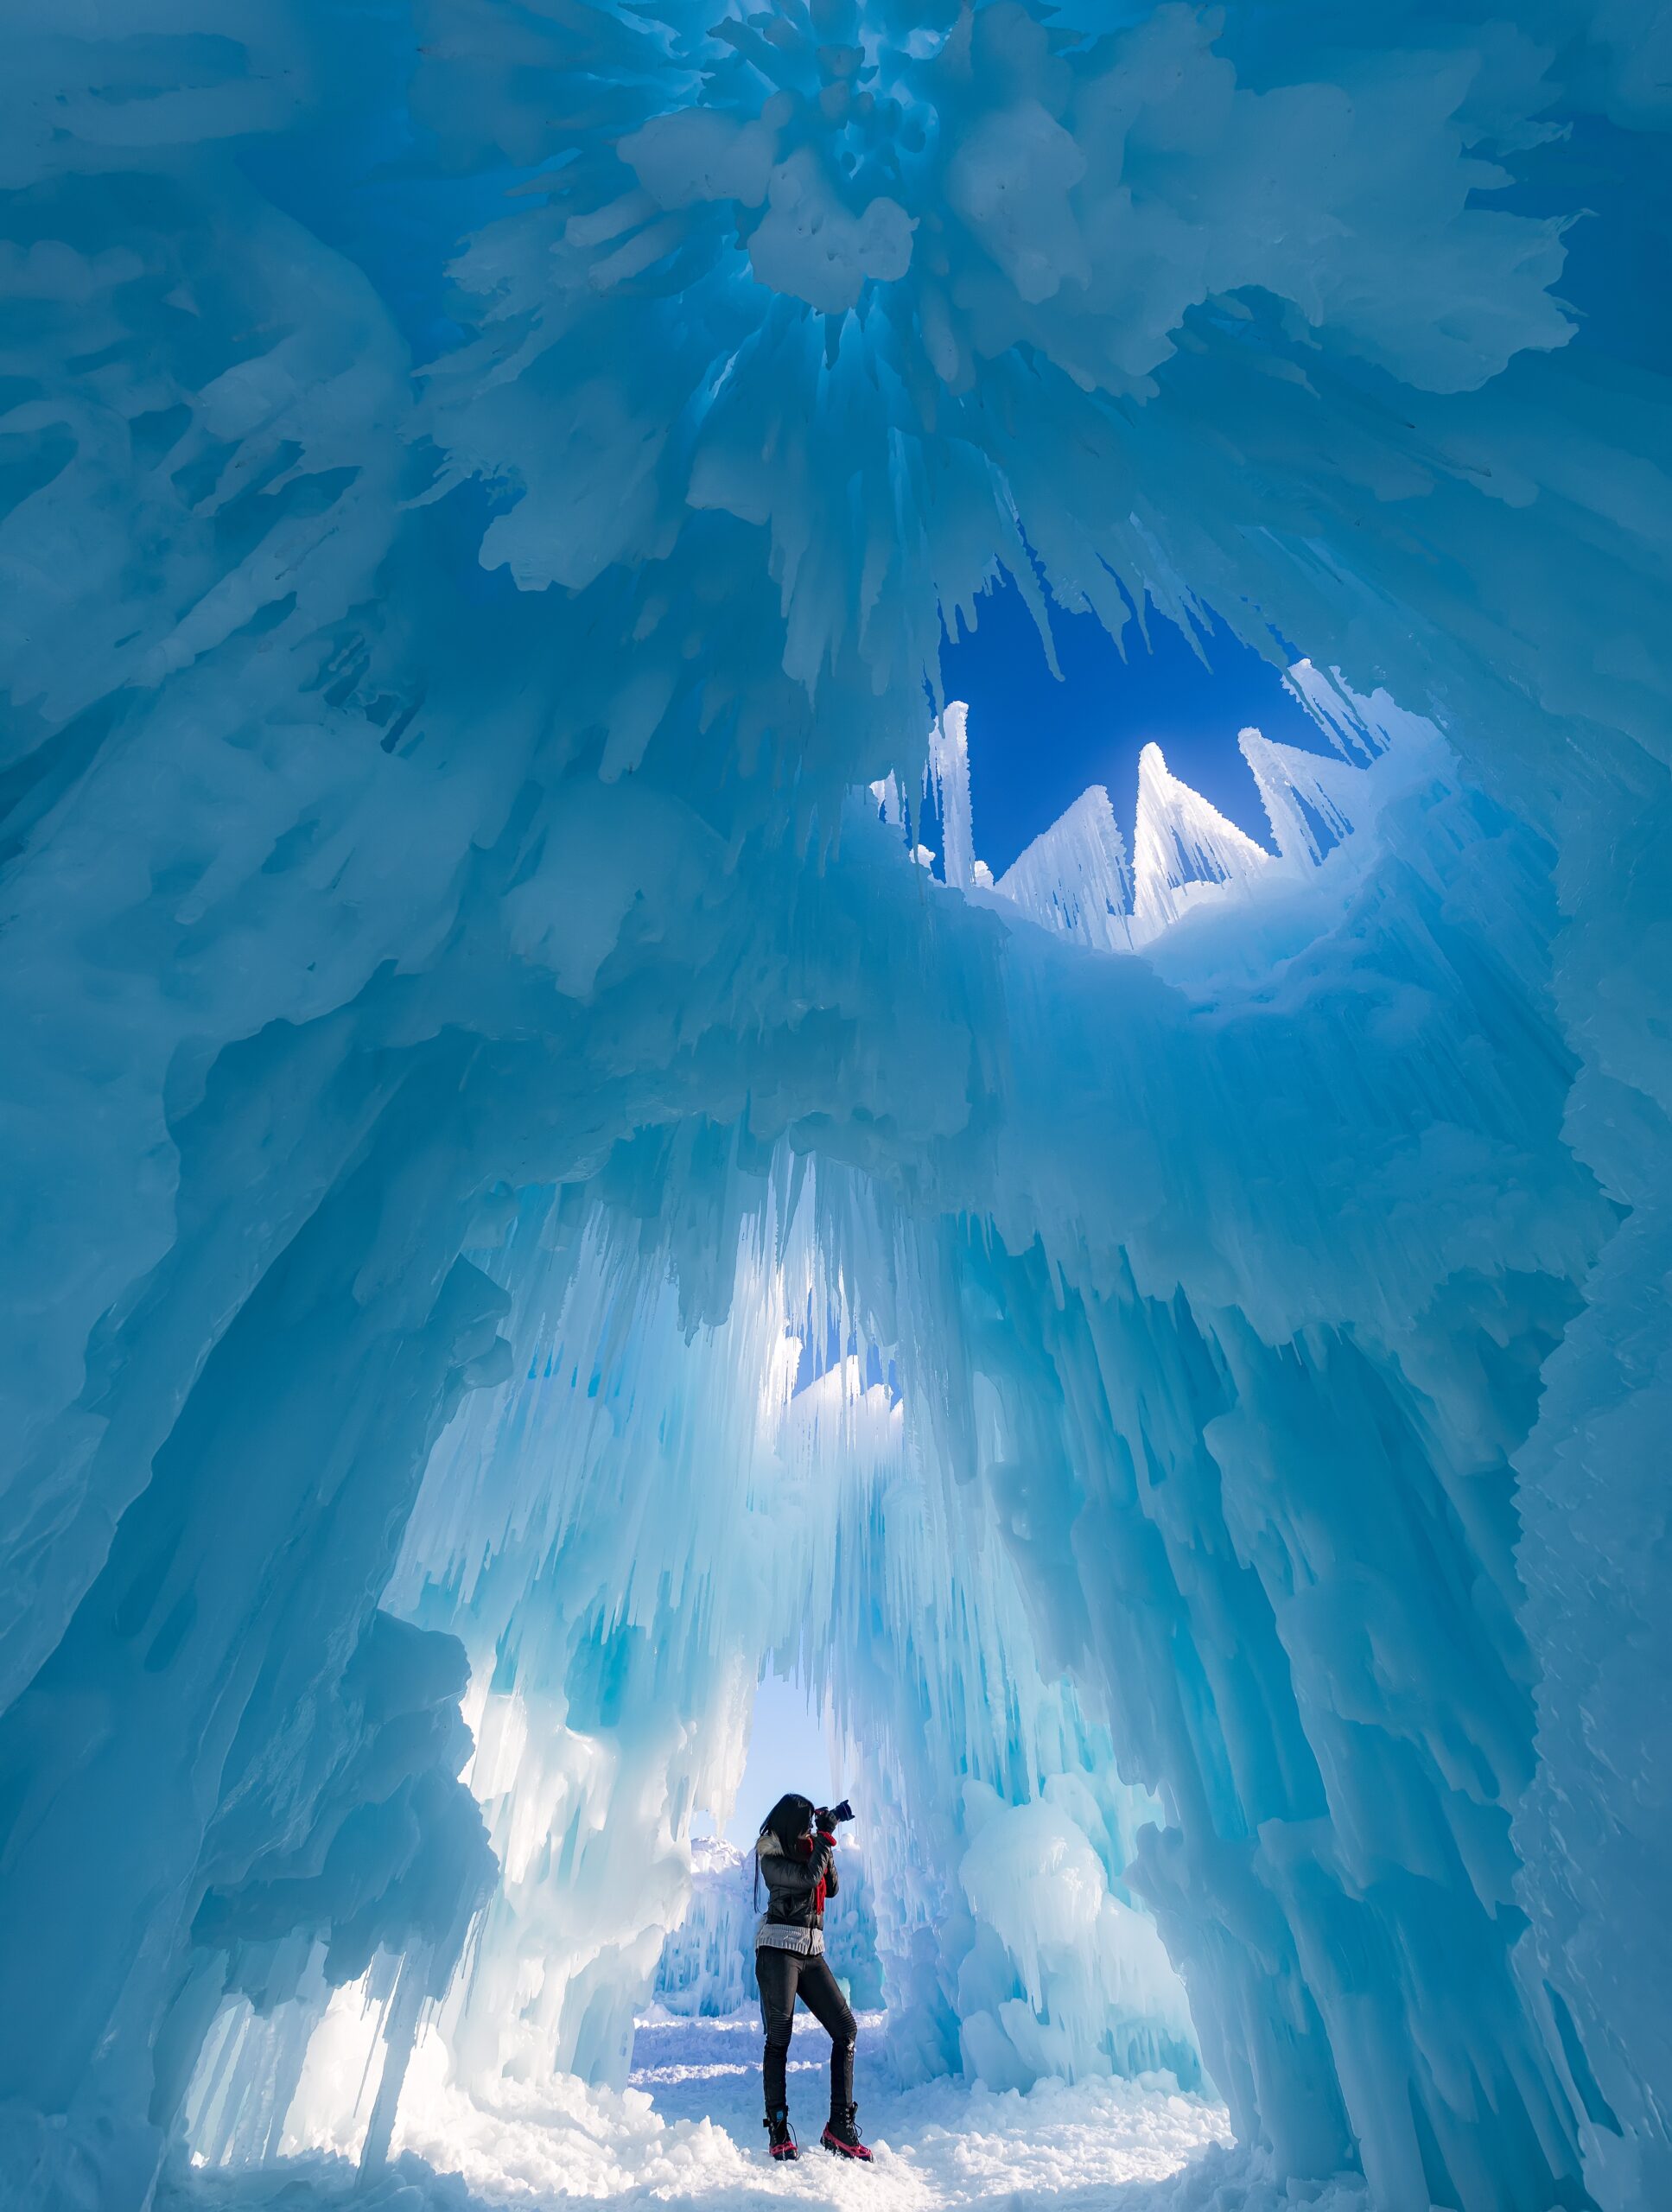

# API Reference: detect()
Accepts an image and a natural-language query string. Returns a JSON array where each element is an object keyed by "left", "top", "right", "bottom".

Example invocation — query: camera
[{"left": 816, "top": 1799, "right": 855, "bottom": 1828}]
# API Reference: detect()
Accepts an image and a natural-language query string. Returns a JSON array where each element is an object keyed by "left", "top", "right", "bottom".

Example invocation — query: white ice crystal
[{"left": 1, "top": 6, "right": 1669, "bottom": 2212}]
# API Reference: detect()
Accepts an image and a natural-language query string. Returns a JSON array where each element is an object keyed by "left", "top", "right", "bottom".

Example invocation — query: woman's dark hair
[{"left": 761, "top": 1792, "right": 816, "bottom": 1851}]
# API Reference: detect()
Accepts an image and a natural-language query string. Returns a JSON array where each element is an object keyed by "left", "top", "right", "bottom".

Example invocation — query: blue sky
[
  {"left": 938, "top": 576, "right": 1332, "bottom": 879},
  {"left": 707, "top": 1669, "right": 839, "bottom": 1847}
]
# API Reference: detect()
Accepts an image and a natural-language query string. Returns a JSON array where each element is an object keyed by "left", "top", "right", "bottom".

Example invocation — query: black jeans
[{"left": 756, "top": 1947, "right": 856, "bottom": 2119}]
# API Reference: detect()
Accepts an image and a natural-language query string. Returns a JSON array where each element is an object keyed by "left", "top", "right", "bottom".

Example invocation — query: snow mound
[{"left": 164, "top": 2015, "right": 1269, "bottom": 2210}]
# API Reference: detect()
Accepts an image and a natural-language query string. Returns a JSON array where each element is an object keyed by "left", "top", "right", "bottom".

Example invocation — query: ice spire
[
  {"left": 1238, "top": 728, "right": 1363, "bottom": 866},
  {"left": 1131, "top": 742, "right": 1273, "bottom": 937},
  {"left": 929, "top": 703, "right": 976, "bottom": 893},
  {"left": 994, "top": 787, "right": 1135, "bottom": 954}
]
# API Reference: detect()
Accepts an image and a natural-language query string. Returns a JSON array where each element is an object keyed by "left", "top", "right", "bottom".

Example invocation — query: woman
[{"left": 753, "top": 1792, "right": 872, "bottom": 2163}]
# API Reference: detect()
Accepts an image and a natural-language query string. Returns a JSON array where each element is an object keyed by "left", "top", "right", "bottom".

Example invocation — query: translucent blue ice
[{"left": 0, "top": 4, "right": 1669, "bottom": 2210}]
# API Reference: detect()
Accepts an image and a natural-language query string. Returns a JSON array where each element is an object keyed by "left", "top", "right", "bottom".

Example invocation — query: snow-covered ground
[{"left": 162, "top": 2011, "right": 1369, "bottom": 2212}]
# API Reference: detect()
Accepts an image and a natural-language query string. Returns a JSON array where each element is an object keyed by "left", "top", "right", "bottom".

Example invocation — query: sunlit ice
[{"left": 2, "top": 4, "right": 1669, "bottom": 2211}]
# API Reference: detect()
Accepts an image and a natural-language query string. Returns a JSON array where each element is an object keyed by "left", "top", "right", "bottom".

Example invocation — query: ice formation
[
  {"left": 652, "top": 1836, "right": 883, "bottom": 2017},
  {"left": 2, "top": 3, "right": 1670, "bottom": 2211}
]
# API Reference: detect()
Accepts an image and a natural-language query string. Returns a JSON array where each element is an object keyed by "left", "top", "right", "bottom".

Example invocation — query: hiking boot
[
  {"left": 766, "top": 2111, "right": 799, "bottom": 2162},
  {"left": 821, "top": 2105, "right": 873, "bottom": 2161}
]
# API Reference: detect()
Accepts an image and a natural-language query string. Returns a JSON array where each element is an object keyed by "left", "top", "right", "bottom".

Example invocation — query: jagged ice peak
[{"left": 1, "top": 7, "right": 1669, "bottom": 2212}]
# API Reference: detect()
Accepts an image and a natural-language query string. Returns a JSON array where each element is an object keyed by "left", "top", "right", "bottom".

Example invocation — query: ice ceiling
[{"left": 1, "top": 3, "right": 1669, "bottom": 2209}]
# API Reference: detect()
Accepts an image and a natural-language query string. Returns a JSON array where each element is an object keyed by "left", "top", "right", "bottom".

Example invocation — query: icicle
[
  {"left": 353, "top": 1949, "right": 427, "bottom": 2177},
  {"left": 1284, "top": 658, "right": 1376, "bottom": 758}
]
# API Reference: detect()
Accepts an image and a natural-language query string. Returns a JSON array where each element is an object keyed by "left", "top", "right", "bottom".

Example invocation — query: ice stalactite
[
  {"left": 175, "top": 702, "right": 1603, "bottom": 2202},
  {"left": 369, "top": 1161, "right": 1196, "bottom": 2120}
]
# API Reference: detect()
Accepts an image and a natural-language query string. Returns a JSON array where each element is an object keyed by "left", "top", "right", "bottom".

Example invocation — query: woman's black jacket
[{"left": 756, "top": 1824, "right": 839, "bottom": 1941}]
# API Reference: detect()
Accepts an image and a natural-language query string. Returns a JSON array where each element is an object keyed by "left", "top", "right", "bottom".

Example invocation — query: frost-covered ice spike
[
  {"left": 994, "top": 786, "right": 1135, "bottom": 954},
  {"left": 928, "top": 703, "right": 976, "bottom": 893},
  {"left": 1238, "top": 728, "right": 1364, "bottom": 867},
  {"left": 1130, "top": 742, "right": 1275, "bottom": 938}
]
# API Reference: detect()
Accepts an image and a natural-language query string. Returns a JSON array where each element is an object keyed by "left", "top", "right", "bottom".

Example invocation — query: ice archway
[{"left": 1, "top": 3, "right": 1669, "bottom": 2209}]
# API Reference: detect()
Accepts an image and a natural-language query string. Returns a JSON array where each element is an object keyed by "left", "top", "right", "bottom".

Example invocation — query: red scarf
[{"left": 800, "top": 1828, "right": 833, "bottom": 1917}]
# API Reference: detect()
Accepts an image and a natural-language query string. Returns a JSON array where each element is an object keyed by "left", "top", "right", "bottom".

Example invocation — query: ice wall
[
  {"left": 372, "top": 1165, "right": 1193, "bottom": 2118},
  {"left": 652, "top": 1838, "right": 883, "bottom": 2017},
  {"left": 652, "top": 1841, "right": 761, "bottom": 2021},
  {"left": 2, "top": 3, "right": 1669, "bottom": 2209}
]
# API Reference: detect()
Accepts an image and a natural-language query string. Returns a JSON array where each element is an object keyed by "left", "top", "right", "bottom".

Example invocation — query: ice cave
[{"left": 1, "top": 3, "right": 1669, "bottom": 2209}]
